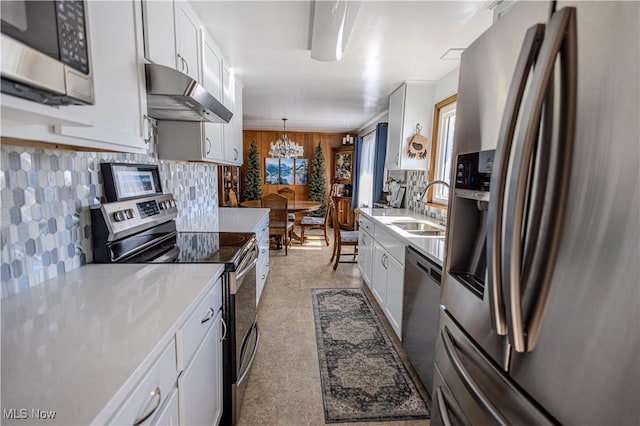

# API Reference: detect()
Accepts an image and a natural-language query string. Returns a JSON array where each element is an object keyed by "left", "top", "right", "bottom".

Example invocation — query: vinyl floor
[{"left": 237, "top": 232, "right": 430, "bottom": 426}]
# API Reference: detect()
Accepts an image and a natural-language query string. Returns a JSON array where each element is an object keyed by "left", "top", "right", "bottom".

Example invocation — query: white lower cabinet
[
  {"left": 110, "top": 339, "right": 178, "bottom": 426},
  {"left": 360, "top": 216, "right": 406, "bottom": 340},
  {"left": 384, "top": 254, "right": 404, "bottom": 338},
  {"left": 358, "top": 229, "right": 373, "bottom": 288},
  {"left": 371, "top": 243, "right": 388, "bottom": 307},
  {"left": 178, "top": 312, "right": 223, "bottom": 426},
  {"left": 107, "top": 277, "right": 224, "bottom": 426},
  {"left": 256, "top": 215, "right": 270, "bottom": 305}
]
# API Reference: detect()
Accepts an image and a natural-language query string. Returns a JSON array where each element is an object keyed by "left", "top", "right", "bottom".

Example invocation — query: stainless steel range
[{"left": 91, "top": 162, "right": 258, "bottom": 425}]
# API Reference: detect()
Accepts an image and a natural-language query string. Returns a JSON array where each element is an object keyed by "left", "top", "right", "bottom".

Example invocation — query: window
[
  {"left": 428, "top": 94, "right": 457, "bottom": 206},
  {"left": 357, "top": 130, "right": 376, "bottom": 208}
]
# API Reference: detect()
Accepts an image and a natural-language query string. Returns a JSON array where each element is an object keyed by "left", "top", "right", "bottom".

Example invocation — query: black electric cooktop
[{"left": 123, "top": 231, "right": 255, "bottom": 269}]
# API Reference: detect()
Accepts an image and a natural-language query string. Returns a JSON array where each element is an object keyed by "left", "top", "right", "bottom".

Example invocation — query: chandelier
[{"left": 269, "top": 118, "right": 303, "bottom": 158}]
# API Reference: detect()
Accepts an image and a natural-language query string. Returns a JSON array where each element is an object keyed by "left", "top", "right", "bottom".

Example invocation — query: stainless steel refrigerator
[{"left": 433, "top": 1, "right": 639, "bottom": 424}]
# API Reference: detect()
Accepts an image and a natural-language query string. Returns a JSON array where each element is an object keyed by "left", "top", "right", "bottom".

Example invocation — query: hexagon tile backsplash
[{"left": 0, "top": 144, "right": 218, "bottom": 299}]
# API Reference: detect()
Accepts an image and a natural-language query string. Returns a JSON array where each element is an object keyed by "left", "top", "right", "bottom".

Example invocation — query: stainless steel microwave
[{"left": 1, "top": 0, "right": 94, "bottom": 105}]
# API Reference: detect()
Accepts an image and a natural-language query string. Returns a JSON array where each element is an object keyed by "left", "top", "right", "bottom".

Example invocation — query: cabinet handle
[
  {"left": 177, "top": 53, "right": 184, "bottom": 71},
  {"left": 132, "top": 387, "right": 161, "bottom": 426},
  {"left": 206, "top": 137, "right": 212, "bottom": 155},
  {"left": 220, "top": 316, "right": 228, "bottom": 342},
  {"left": 201, "top": 307, "right": 215, "bottom": 324},
  {"left": 233, "top": 148, "right": 239, "bottom": 161},
  {"left": 177, "top": 54, "right": 189, "bottom": 76}
]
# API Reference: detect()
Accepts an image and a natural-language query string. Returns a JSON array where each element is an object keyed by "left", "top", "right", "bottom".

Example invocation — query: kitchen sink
[
  {"left": 390, "top": 221, "right": 446, "bottom": 237},
  {"left": 406, "top": 229, "right": 446, "bottom": 237}
]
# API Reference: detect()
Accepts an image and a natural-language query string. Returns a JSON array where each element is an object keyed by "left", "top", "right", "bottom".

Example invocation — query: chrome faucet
[{"left": 420, "top": 180, "right": 450, "bottom": 203}]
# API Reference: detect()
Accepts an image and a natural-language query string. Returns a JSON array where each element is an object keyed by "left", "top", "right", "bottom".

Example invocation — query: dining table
[{"left": 240, "top": 199, "right": 322, "bottom": 247}]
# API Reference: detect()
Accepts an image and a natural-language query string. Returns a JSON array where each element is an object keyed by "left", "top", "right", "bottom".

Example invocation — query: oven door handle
[
  {"left": 237, "top": 322, "right": 260, "bottom": 386},
  {"left": 236, "top": 246, "right": 259, "bottom": 282}
]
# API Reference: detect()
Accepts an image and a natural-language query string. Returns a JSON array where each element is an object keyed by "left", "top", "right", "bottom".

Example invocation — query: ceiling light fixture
[
  {"left": 309, "top": 1, "right": 361, "bottom": 62},
  {"left": 269, "top": 118, "right": 304, "bottom": 158}
]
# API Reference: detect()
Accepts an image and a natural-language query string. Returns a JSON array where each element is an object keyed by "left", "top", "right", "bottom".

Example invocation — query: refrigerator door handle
[
  {"left": 486, "top": 23, "right": 546, "bottom": 337},
  {"left": 503, "top": 7, "right": 578, "bottom": 353},
  {"left": 441, "top": 327, "right": 509, "bottom": 426}
]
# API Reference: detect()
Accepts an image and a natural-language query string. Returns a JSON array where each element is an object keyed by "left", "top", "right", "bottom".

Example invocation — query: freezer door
[
  {"left": 508, "top": 2, "right": 640, "bottom": 424},
  {"left": 431, "top": 365, "right": 471, "bottom": 426},
  {"left": 434, "top": 309, "right": 556, "bottom": 425}
]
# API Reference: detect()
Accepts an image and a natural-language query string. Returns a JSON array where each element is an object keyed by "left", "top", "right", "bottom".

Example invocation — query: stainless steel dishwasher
[{"left": 402, "top": 246, "right": 442, "bottom": 395}]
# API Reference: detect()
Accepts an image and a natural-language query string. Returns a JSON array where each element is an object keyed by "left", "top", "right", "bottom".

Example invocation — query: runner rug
[{"left": 311, "top": 288, "right": 430, "bottom": 423}]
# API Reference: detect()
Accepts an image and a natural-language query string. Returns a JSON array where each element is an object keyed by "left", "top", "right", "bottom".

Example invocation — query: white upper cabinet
[
  {"left": 202, "top": 33, "right": 223, "bottom": 99},
  {"left": 54, "top": 0, "right": 149, "bottom": 153},
  {"left": 232, "top": 77, "right": 244, "bottom": 165},
  {"left": 386, "top": 83, "right": 436, "bottom": 170},
  {"left": 222, "top": 67, "right": 243, "bottom": 165},
  {"left": 174, "top": 0, "right": 201, "bottom": 82},
  {"left": 202, "top": 33, "right": 225, "bottom": 162},
  {"left": 141, "top": 0, "right": 177, "bottom": 69}
]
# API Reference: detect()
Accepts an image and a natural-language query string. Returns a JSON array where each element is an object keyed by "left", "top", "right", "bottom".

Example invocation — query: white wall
[
  {"left": 433, "top": 67, "right": 460, "bottom": 104},
  {"left": 405, "top": 67, "right": 459, "bottom": 220}
]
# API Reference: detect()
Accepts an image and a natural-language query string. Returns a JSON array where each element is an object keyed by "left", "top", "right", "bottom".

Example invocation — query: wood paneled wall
[{"left": 241, "top": 130, "right": 351, "bottom": 201}]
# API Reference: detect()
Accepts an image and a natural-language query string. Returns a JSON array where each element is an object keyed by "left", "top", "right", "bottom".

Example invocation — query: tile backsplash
[
  {"left": 406, "top": 170, "right": 447, "bottom": 222},
  {"left": 1, "top": 143, "right": 218, "bottom": 299}
]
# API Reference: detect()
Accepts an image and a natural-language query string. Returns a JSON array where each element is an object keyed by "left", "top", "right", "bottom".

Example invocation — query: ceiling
[{"left": 192, "top": 1, "right": 494, "bottom": 133}]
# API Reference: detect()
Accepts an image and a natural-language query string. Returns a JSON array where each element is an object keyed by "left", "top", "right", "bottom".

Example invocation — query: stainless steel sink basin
[
  {"left": 406, "top": 229, "right": 446, "bottom": 237},
  {"left": 390, "top": 221, "right": 446, "bottom": 237}
]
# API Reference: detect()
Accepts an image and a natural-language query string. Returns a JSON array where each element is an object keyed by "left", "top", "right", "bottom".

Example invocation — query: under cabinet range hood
[{"left": 144, "top": 63, "right": 232, "bottom": 123}]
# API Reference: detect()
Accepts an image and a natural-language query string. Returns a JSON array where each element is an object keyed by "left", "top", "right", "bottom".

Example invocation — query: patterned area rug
[{"left": 312, "top": 288, "right": 430, "bottom": 423}]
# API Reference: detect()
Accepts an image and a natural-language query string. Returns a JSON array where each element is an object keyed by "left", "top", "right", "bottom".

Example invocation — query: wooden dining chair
[
  {"left": 329, "top": 201, "right": 359, "bottom": 270},
  {"left": 277, "top": 187, "right": 296, "bottom": 200},
  {"left": 262, "top": 193, "right": 294, "bottom": 255},
  {"left": 277, "top": 188, "right": 296, "bottom": 221},
  {"left": 300, "top": 203, "right": 330, "bottom": 246},
  {"left": 228, "top": 189, "right": 238, "bottom": 207}
]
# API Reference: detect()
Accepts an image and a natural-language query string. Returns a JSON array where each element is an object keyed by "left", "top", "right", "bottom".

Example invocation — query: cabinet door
[
  {"left": 178, "top": 314, "right": 223, "bottom": 426},
  {"left": 358, "top": 230, "right": 372, "bottom": 288},
  {"left": 151, "top": 388, "right": 179, "bottom": 426},
  {"left": 202, "top": 34, "right": 222, "bottom": 99},
  {"left": 386, "top": 85, "right": 405, "bottom": 169},
  {"left": 56, "top": 0, "right": 149, "bottom": 152},
  {"left": 384, "top": 254, "right": 404, "bottom": 339},
  {"left": 371, "top": 243, "right": 388, "bottom": 307},
  {"left": 222, "top": 66, "right": 242, "bottom": 164},
  {"left": 202, "top": 36, "right": 225, "bottom": 162},
  {"left": 142, "top": 0, "right": 176, "bottom": 69},
  {"left": 174, "top": 0, "right": 201, "bottom": 81},
  {"left": 232, "top": 78, "right": 244, "bottom": 165}
]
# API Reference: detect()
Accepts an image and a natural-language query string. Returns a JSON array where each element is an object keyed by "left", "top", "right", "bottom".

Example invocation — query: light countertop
[
  {"left": 219, "top": 207, "right": 269, "bottom": 232},
  {"left": 1, "top": 263, "right": 224, "bottom": 425},
  {"left": 358, "top": 208, "right": 446, "bottom": 266}
]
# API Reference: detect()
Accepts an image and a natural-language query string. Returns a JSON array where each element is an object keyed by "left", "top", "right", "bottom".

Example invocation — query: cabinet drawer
[
  {"left": 177, "top": 278, "right": 222, "bottom": 369},
  {"left": 359, "top": 216, "right": 374, "bottom": 234},
  {"left": 255, "top": 216, "right": 269, "bottom": 242},
  {"left": 110, "top": 339, "right": 177, "bottom": 426},
  {"left": 374, "top": 226, "right": 406, "bottom": 265}
]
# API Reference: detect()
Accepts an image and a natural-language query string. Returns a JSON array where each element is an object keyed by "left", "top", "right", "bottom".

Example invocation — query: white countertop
[
  {"left": 1, "top": 263, "right": 224, "bottom": 425},
  {"left": 359, "top": 208, "right": 447, "bottom": 266},
  {"left": 219, "top": 207, "right": 269, "bottom": 232}
]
